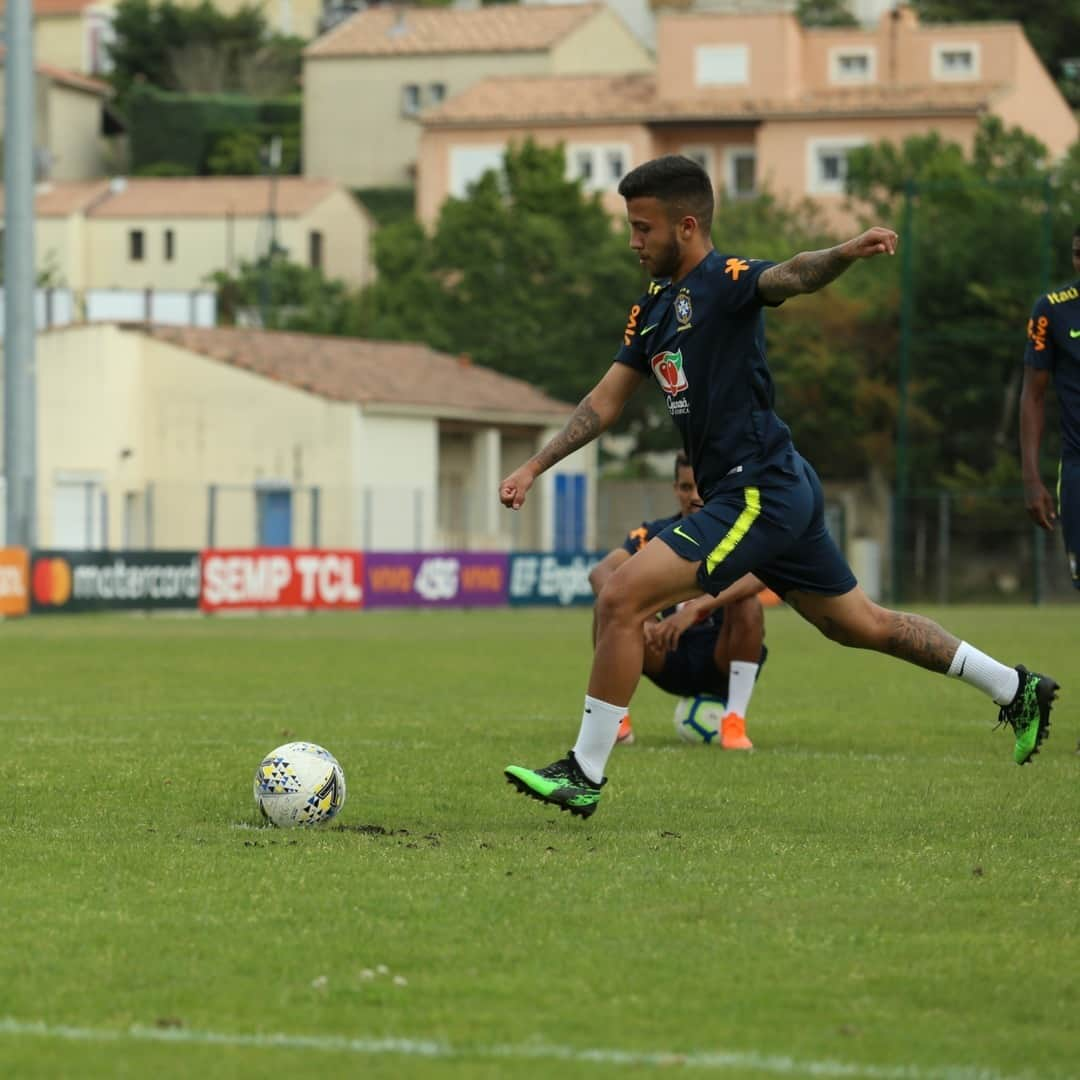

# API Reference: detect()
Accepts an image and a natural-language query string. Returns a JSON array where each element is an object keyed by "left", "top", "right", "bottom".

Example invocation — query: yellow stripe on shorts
[{"left": 705, "top": 487, "right": 761, "bottom": 574}]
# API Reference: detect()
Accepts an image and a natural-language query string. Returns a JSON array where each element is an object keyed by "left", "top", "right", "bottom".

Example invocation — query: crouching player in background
[{"left": 590, "top": 452, "right": 768, "bottom": 750}]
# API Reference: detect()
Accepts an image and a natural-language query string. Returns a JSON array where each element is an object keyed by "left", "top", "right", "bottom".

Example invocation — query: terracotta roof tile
[
  {"left": 0, "top": 180, "right": 112, "bottom": 217},
  {"left": 123, "top": 324, "right": 573, "bottom": 418},
  {"left": 422, "top": 73, "right": 1001, "bottom": 126},
  {"left": 306, "top": 3, "right": 603, "bottom": 58},
  {"left": 0, "top": 0, "right": 99, "bottom": 15},
  {"left": 86, "top": 177, "right": 341, "bottom": 219}
]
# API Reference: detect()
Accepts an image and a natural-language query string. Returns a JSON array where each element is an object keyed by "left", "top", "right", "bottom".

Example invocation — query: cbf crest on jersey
[
  {"left": 650, "top": 349, "right": 689, "bottom": 395},
  {"left": 674, "top": 288, "right": 692, "bottom": 327}
]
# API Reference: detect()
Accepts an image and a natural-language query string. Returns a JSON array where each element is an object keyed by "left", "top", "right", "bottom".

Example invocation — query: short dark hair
[
  {"left": 618, "top": 155, "right": 714, "bottom": 233},
  {"left": 674, "top": 451, "right": 691, "bottom": 481}
]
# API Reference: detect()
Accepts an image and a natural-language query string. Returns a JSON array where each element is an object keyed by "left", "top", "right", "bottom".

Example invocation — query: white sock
[
  {"left": 726, "top": 661, "right": 759, "bottom": 719},
  {"left": 947, "top": 642, "right": 1019, "bottom": 705},
  {"left": 572, "top": 695, "right": 626, "bottom": 784}
]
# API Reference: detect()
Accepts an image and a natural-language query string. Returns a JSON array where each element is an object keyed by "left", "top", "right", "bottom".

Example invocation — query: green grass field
[{"left": 0, "top": 606, "right": 1076, "bottom": 1079}]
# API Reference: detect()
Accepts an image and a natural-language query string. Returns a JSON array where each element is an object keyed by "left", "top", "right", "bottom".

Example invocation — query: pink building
[{"left": 417, "top": 6, "right": 1077, "bottom": 229}]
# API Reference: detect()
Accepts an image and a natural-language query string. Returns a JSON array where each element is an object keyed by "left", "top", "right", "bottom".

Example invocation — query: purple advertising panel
[{"left": 364, "top": 552, "right": 508, "bottom": 608}]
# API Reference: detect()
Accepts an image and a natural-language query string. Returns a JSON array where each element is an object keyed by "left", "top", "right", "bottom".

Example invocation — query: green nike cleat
[
  {"left": 504, "top": 751, "right": 605, "bottom": 818},
  {"left": 997, "top": 665, "right": 1059, "bottom": 765}
]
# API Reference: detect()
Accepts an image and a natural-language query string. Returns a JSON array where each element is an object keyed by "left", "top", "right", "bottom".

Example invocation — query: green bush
[{"left": 127, "top": 85, "right": 301, "bottom": 176}]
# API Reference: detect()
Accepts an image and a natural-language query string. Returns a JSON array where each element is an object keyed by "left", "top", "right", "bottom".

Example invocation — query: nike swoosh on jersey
[
  {"left": 641, "top": 324, "right": 659, "bottom": 336},
  {"left": 672, "top": 525, "right": 700, "bottom": 546},
  {"left": 1070, "top": 328, "right": 1080, "bottom": 338}
]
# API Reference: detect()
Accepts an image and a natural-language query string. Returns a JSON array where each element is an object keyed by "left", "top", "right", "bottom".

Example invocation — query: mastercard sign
[
  {"left": 32, "top": 556, "right": 73, "bottom": 607},
  {"left": 30, "top": 551, "right": 201, "bottom": 612},
  {"left": 0, "top": 548, "right": 30, "bottom": 616}
]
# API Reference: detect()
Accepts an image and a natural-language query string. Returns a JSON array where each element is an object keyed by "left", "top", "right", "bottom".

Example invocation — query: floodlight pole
[{"left": 3, "top": 0, "right": 38, "bottom": 548}]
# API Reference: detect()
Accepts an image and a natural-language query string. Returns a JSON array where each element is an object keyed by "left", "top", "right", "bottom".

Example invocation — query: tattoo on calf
[{"left": 885, "top": 613, "right": 958, "bottom": 673}]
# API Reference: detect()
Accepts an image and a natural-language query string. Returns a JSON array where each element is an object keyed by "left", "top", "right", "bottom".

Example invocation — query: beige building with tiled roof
[
  {"left": 416, "top": 7, "right": 1078, "bottom": 228},
  {"left": 0, "top": 176, "right": 374, "bottom": 295},
  {"left": 31, "top": 322, "right": 587, "bottom": 551},
  {"left": 303, "top": 2, "right": 653, "bottom": 188},
  {"left": 0, "top": 47, "right": 112, "bottom": 181}
]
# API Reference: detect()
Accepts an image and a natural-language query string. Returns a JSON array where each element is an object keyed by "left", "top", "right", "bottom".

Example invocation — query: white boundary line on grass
[{"left": 0, "top": 1017, "right": 1029, "bottom": 1079}]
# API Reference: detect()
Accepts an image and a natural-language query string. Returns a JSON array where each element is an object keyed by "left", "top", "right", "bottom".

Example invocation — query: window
[
  {"left": 829, "top": 47, "right": 876, "bottom": 84},
  {"left": 449, "top": 145, "right": 505, "bottom": 198},
  {"left": 572, "top": 148, "right": 594, "bottom": 184},
  {"left": 428, "top": 82, "right": 447, "bottom": 106},
  {"left": 724, "top": 147, "right": 756, "bottom": 198},
  {"left": 807, "top": 137, "right": 867, "bottom": 195},
  {"left": 695, "top": 45, "right": 749, "bottom": 87},
  {"left": 604, "top": 148, "right": 626, "bottom": 185},
  {"left": 401, "top": 83, "right": 421, "bottom": 115},
  {"left": 566, "top": 144, "right": 631, "bottom": 192},
  {"left": 681, "top": 146, "right": 714, "bottom": 176},
  {"left": 932, "top": 43, "right": 979, "bottom": 80},
  {"left": 163, "top": 229, "right": 175, "bottom": 262},
  {"left": 309, "top": 230, "right": 324, "bottom": 271},
  {"left": 129, "top": 230, "right": 144, "bottom": 262}
]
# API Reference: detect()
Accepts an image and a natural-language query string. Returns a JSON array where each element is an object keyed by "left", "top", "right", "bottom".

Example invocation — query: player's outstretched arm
[
  {"left": 757, "top": 226, "right": 898, "bottom": 304},
  {"left": 499, "top": 364, "right": 646, "bottom": 510}
]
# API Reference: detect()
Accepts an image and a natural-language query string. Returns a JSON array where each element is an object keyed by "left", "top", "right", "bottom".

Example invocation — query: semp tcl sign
[{"left": 201, "top": 550, "right": 363, "bottom": 612}]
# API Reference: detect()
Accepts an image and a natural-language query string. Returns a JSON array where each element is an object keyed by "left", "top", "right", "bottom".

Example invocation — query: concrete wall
[
  {"left": 34, "top": 325, "right": 360, "bottom": 548},
  {"left": 45, "top": 83, "right": 107, "bottom": 182}
]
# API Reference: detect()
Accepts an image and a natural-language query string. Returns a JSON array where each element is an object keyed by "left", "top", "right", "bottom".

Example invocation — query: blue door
[
  {"left": 554, "top": 473, "right": 586, "bottom": 553},
  {"left": 258, "top": 488, "right": 293, "bottom": 546}
]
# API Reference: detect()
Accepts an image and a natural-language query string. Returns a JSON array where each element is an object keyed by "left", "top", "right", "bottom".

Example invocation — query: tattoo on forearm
[
  {"left": 763, "top": 246, "right": 853, "bottom": 299},
  {"left": 884, "top": 613, "right": 959, "bottom": 674},
  {"left": 533, "top": 397, "right": 603, "bottom": 473}
]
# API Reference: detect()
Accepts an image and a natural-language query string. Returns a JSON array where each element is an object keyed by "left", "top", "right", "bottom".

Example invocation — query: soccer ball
[
  {"left": 253, "top": 741, "right": 346, "bottom": 828},
  {"left": 673, "top": 695, "right": 726, "bottom": 744}
]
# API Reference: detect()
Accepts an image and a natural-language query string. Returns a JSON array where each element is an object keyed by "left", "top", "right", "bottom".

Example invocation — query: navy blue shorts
[
  {"left": 646, "top": 629, "right": 768, "bottom": 699},
  {"left": 1058, "top": 457, "right": 1080, "bottom": 589},
  {"left": 657, "top": 452, "right": 857, "bottom": 598}
]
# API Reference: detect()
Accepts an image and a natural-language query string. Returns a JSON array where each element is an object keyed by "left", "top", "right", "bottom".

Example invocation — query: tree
[
  {"left": 107, "top": 0, "right": 302, "bottom": 109},
  {"left": 360, "top": 140, "right": 643, "bottom": 413},
  {"left": 208, "top": 256, "right": 364, "bottom": 335},
  {"left": 844, "top": 117, "right": 1075, "bottom": 486}
]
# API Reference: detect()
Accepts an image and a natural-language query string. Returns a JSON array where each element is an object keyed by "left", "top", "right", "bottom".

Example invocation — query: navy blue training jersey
[
  {"left": 621, "top": 512, "right": 721, "bottom": 628},
  {"left": 1024, "top": 279, "right": 1080, "bottom": 460},
  {"left": 615, "top": 249, "right": 797, "bottom": 500}
]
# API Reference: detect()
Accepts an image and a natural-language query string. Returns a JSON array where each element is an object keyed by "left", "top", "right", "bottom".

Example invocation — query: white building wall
[{"left": 352, "top": 409, "right": 438, "bottom": 551}]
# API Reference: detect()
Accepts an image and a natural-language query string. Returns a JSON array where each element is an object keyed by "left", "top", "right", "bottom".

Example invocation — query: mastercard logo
[{"left": 32, "top": 557, "right": 72, "bottom": 606}]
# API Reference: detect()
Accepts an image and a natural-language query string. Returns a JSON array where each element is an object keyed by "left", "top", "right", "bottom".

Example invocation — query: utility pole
[{"left": 3, "top": 0, "right": 38, "bottom": 547}]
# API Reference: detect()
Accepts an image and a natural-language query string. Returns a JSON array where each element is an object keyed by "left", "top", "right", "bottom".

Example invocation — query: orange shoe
[
  {"left": 720, "top": 712, "right": 753, "bottom": 751},
  {"left": 615, "top": 712, "right": 635, "bottom": 746}
]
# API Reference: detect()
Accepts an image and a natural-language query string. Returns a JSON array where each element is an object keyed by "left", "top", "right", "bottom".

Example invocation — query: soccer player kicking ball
[{"left": 499, "top": 154, "right": 1059, "bottom": 819}]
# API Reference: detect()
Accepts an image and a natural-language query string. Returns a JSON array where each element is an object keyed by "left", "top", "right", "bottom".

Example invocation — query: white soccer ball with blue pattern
[
  {"left": 673, "top": 695, "right": 726, "bottom": 744},
  {"left": 253, "top": 741, "right": 346, "bottom": 827}
]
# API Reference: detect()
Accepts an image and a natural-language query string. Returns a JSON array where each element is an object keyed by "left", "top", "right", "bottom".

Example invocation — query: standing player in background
[
  {"left": 590, "top": 451, "right": 766, "bottom": 750},
  {"left": 499, "top": 155, "right": 1059, "bottom": 819},
  {"left": 1020, "top": 224, "right": 1080, "bottom": 590}
]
